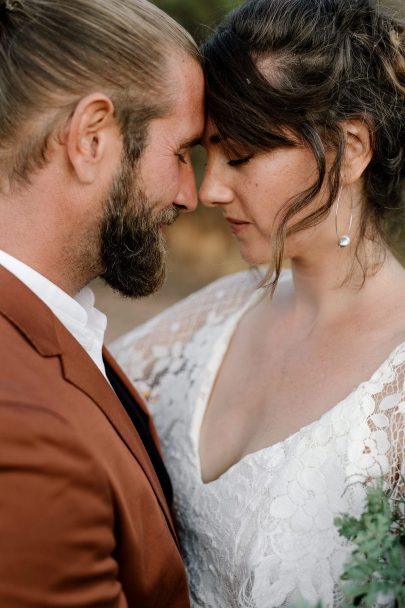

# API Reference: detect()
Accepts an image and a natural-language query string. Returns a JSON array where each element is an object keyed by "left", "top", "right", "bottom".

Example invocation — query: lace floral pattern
[{"left": 111, "top": 270, "right": 405, "bottom": 608}]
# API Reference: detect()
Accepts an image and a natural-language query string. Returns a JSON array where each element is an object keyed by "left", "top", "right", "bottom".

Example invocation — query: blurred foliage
[
  {"left": 153, "top": 0, "right": 240, "bottom": 42},
  {"left": 152, "top": 0, "right": 404, "bottom": 39},
  {"left": 382, "top": 0, "right": 405, "bottom": 16}
]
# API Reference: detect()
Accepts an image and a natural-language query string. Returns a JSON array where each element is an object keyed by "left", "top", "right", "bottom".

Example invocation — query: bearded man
[{"left": 0, "top": 0, "right": 204, "bottom": 606}]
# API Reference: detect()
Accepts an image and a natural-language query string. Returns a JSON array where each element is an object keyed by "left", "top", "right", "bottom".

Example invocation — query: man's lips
[{"left": 224, "top": 217, "right": 251, "bottom": 235}]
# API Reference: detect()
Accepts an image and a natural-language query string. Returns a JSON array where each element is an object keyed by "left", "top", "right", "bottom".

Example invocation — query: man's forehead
[{"left": 154, "top": 54, "right": 204, "bottom": 149}]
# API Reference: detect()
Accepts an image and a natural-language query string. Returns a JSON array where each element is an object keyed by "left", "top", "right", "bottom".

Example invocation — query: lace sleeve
[
  {"left": 342, "top": 343, "right": 405, "bottom": 504},
  {"left": 363, "top": 347, "right": 405, "bottom": 499},
  {"left": 110, "top": 269, "right": 260, "bottom": 399}
]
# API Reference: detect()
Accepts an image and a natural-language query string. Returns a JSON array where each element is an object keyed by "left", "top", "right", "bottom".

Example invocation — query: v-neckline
[{"left": 192, "top": 280, "right": 405, "bottom": 487}]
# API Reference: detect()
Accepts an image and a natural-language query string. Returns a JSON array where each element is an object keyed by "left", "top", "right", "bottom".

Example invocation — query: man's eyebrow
[{"left": 179, "top": 136, "right": 203, "bottom": 149}]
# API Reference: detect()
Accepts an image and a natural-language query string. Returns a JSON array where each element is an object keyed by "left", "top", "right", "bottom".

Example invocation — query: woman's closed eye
[{"left": 227, "top": 154, "right": 253, "bottom": 167}]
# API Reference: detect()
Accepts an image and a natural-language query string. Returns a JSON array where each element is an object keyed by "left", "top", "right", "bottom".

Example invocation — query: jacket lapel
[
  {"left": 57, "top": 326, "right": 178, "bottom": 542},
  {"left": 0, "top": 267, "right": 178, "bottom": 546}
]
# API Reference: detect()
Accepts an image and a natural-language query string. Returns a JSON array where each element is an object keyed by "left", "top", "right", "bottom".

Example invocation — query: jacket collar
[
  {"left": 0, "top": 265, "right": 62, "bottom": 357},
  {"left": 0, "top": 266, "right": 178, "bottom": 546}
]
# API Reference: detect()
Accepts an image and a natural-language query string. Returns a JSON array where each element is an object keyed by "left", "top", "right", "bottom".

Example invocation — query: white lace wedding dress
[{"left": 111, "top": 270, "right": 405, "bottom": 608}]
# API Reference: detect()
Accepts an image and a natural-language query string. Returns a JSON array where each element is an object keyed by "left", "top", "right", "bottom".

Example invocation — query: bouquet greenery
[
  {"left": 335, "top": 483, "right": 405, "bottom": 607},
  {"left": 300, "top": 483, "right": 405, "bottom": 608}
]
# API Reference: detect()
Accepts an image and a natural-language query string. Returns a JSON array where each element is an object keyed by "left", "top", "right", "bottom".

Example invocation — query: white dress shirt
[{"left": 0, "top": 250, "right": 108, "bottom": 377}]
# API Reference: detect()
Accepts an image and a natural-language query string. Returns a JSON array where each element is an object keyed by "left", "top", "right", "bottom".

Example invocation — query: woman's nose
[{"left": 199, "top": 166, "right": 233, "bottom": 208}]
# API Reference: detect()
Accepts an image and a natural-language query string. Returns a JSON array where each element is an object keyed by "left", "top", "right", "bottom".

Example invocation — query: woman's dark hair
[{"left": 202, "top": 0, "right": 405, "bottom": 288}]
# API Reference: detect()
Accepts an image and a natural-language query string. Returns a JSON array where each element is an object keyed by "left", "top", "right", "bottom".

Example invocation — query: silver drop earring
[{"left": 335, "top": 187, "right": 353, "bottom": 248}]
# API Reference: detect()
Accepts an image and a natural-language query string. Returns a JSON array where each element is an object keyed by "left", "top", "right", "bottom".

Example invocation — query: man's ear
[
  {"left": 63, "top": 93, "right": 121, "bottom": 184},
  {"left": 340, "top": 119, "right": 372, "bottom": 186}
]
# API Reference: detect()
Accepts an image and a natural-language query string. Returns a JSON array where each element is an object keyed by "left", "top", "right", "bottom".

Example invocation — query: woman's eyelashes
[{"left": 227, "top": 154, "right": 253, "bottom": 167}]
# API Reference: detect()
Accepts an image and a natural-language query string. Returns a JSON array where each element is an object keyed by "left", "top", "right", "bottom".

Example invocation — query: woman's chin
[
  {"left": 237, "top": 236, "right": 297, "bottom": 267},
  {"left": 238, "top": 246, "right": 270, "bottom": 267}
]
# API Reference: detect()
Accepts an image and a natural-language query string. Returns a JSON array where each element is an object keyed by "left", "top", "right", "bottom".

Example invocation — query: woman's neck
[{"left": 283, "top": 244, "right": 404, "bottom": 330}]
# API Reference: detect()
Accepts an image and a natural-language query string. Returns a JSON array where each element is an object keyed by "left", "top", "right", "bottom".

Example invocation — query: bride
[{"left": 111, "top": 0, "right": 405, "bottom": 605}]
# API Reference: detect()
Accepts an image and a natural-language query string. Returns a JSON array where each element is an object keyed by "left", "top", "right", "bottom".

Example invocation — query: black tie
[{"left": 104, "top": 359, "right": 173, "bottom": 508}]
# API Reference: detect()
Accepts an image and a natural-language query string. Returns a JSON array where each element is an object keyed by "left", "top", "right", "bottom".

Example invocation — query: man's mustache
[{"left": 158, "top": 204, "right": 180, "bottom": 226}]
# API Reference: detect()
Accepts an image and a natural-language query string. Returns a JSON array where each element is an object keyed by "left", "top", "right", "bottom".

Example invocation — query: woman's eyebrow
[{"left": 209, "top": 133, "right": 221, "bottom": 145}]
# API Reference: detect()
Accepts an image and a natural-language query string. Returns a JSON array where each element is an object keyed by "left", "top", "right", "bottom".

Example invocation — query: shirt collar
[{"left": 0, "top": 250, "right": 107, "bottom": 375}]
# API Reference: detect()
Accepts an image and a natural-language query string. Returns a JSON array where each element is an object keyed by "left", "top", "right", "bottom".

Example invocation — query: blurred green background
[
  {"left": 98, "top": 0, "right": 405, "bottom": 344},
  {"left": 155, "top": 0, "right": 404, "bottom": 40},
  {"left": 153, "top": 0, "right": 238, "bottom": 41}
]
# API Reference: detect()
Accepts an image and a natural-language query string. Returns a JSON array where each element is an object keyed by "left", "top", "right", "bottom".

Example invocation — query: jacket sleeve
[{"left": 0, "top": 401, "right": 128, "bottom": 608}]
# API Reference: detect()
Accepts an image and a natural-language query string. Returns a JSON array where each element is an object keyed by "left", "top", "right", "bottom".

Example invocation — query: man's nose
[{"left": 174, "top": 163, "right": 199, "bottom": 213}]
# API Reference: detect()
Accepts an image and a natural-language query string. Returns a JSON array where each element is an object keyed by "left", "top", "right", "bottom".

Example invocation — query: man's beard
[{"left": 99, "top": 156, "right": 179, "bottom": 298}]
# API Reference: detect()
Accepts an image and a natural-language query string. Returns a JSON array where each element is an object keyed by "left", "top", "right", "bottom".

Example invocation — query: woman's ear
[
  {"left": 63, "top": 93, "right": 121, "bottom": 184},
  {"left": 340, "top": 119, "right": 372, "bottom": 185}
]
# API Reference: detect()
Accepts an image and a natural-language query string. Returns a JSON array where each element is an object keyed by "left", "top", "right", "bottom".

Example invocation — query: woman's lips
[{"left": 224, "top": 217, "right": 250, "bottom": 235}]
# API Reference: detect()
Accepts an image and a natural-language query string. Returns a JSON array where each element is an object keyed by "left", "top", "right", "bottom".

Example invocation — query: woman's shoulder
[
  {"left": 168, "top": 266, "right": 263, "bottom": 310},
  {"left": 109, "top": 268, "right": 273, "bottom": 383},
  {"left": 112, "top": 268, "right": 265, "bottom": 348}
]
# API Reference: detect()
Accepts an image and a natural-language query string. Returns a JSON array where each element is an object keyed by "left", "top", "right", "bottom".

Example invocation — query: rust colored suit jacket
[{"left": 0, "top": 267, "right": 190, "bottom": 608}]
